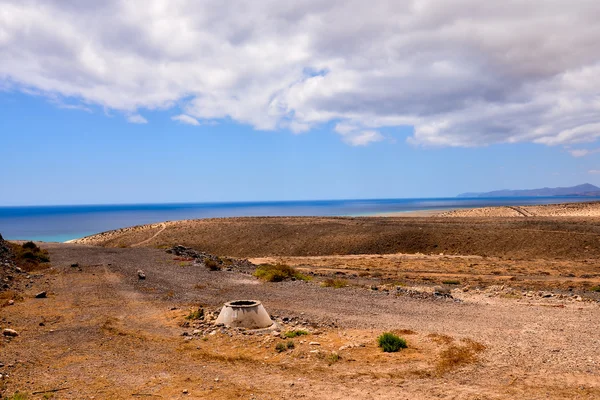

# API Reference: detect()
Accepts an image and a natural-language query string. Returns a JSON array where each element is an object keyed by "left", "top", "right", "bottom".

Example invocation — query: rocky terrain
[{"left": 0, "top": 234, "right": 17, "bottom": 292}]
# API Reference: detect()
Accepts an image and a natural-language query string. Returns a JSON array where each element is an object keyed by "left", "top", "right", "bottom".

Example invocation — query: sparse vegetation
[
  {"left": 186, "top": 308, "right": 204, "bottom": 320},
  {"left": 275, "top": 342, "right": 287, "bottom": 353},
  {"left": 284, "top": 329, "right": 309, "bottom": 338},
  {"left": 204, "top": 258, "right": 221, "bottom": 271},
  {"left": 254, "top": 264, "right": 308, "bottom": 282},
  {"left": 436, "top": 339, "right": 486, "bottom": 374},
  {"left": 442, "top": 279, "right": 460, "bottom": 285},
  {"left": 377, "top": 332, "right": 407, "bottom": 352},
  {"left": 322, "top": 278, "right": 348, "bottom": 288},
  {"left": 326, "top": 352, "right": 340, "bottom": 365},
  {"left": 591, "top": 286, "right": 600, "bottom": 292},
  {"left": 4, "top": 393, "right": 28, "bottom": 400},
  {"left": 9, "top": 241, "right": 50, "bottom": 270},
  {"left": 286, "top": 340, "right": 295, "bottom": 349}
]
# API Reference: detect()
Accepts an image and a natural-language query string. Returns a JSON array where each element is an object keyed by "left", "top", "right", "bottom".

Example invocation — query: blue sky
[
  {"left": 1, "top": 1, "right": 600, "bottom": 206},
  {"left": 1, "top": 91, "right": 596, "bottom": 206}
]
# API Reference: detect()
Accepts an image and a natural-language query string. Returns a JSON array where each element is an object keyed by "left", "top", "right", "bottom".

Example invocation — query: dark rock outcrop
[
  {"left": 0, "top": 233, "right": 16, "bottom": 292},
  {"left": 167, "top": 245, "right": 255, "bottom": 272}
]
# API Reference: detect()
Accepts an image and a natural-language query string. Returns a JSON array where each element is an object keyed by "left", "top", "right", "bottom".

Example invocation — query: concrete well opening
[{"left": 215, "top": 299, "right": 274, "bottom": 329}]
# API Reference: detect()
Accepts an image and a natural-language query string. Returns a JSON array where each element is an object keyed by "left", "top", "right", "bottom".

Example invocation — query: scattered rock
[
  {"left": 35, "top": 291, "right": 47, "bottom": 298},
  {"left": 137, "top": 270, "right": 146, "bottom": 280},
  {"left": 7, "top": 300, "right": 14, "bottom": 306},
  {"left": 2, "top": 328, "right": 18, "bottom": 337},
  {"left": 309, "top": 341, "right": 320, "bottom": 346},
  {"left": 182, "top": 389, "right": 189, "bottom": 394}
]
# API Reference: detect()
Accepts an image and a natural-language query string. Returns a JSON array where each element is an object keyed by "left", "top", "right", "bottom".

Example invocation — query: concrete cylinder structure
[{"left": 215, "top": 300, "right": 274, "bottom": 329}]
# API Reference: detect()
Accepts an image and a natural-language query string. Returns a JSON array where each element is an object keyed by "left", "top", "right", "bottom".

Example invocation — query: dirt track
[{"left": 2, "top": 244, "right": 600, "bottom": 399}]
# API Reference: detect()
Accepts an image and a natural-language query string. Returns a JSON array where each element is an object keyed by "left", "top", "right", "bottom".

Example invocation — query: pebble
[
  {"left": 35, "top": 291, "right": 47, "bottom": 298},
  {"left": 2, "top": 328, "right": 18, "bottom": 337},
  {"left": 182, "top": 389, "right": 188, "bottom": 394},
  {"left": 137, "top": 270, "right": 146, "bottom": 280},
  {"left": 7, "top": 300, "right": 14, "bottom": 306},
  {"left": 309, "top": 342, "right": 320, "bottom": 346}
]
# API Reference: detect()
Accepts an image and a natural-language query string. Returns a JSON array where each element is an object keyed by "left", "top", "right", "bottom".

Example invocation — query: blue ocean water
[{"left": 1, "top": 197, "right": 598, "bottom": 242}]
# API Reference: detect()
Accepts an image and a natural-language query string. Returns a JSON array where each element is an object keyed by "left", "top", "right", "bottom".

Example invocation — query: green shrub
[
  {"left": 286, "top": 340, "right": 295, "bottom": 349},
  {"left": 591, "top": 286, "right": 600, "bottom": 292},
  {"left": 284, "top": 329, "right": 309, "bottom": 338},
  {"left": 377, "top": 332, "right": 407, "bottom": 352},
  {"left": 326, "top": 352, "right": 340, "bottom": 365},
  {"left": 322, "top": 278, "right": 347, "bottom": 288},
  {"left": 185, "top": 308, "right": 204, "bottom": 320},
  {"left": 254, "top": 264, "right": 308, "bottom": 282},
  {"left": 275, "top": 342, "right": 287, "bottom": 353}
]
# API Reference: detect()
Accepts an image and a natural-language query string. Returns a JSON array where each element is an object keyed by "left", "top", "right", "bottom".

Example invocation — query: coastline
[{"left": 1, "top": 197, "right": 600, "bottom": 243}]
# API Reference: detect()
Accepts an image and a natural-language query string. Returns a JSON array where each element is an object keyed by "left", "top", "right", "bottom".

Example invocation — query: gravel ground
[{"left": 2, "top": 244, "right": 598, "bottom": 399}]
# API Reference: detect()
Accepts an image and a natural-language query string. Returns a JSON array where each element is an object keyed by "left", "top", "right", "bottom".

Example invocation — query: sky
[{"left": 1, "top": 0, "right": 600, "bottom": 206}]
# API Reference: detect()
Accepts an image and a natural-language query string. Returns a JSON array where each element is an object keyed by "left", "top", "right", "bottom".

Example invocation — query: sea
[{"left": 1, "top": 196, "right": 599, "bottom": 242}]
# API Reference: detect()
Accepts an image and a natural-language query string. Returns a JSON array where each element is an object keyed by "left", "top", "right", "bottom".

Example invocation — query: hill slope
[
  {"left": 72, "top": 215, "right": 600, "bottom": 260},
  {"left": 458, "top": 183, "right": 600, "bottom": 198}
]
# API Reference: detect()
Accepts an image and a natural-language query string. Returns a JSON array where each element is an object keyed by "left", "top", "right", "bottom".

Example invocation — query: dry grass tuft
[
  {"left": 322, "top": 278, "right": 348, "bottom": 288},
  {"left": 435, "top": 339, "right": 486, "bottom": 374},
  {"left": 254, "top": 264, "right": 308, "bottom": 282}
]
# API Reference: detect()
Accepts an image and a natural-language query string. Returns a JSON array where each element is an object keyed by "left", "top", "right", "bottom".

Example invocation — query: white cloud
[
  {"left": 334, "top": 123, "right": 384, "bottom": 146},
  {"left": 127, "top": 114, "right": 148, "bottom": 124},
  {"left": 568, "top": 148, "right": 600, "bottom": 157},
  {"left": 172, "top": 114, "right": 200, "bottom": 126},
  {"left": 1, "top": 1, "right": 600, "bottom": 146},
  {"left": 588, "top": 170, "right": 600, "bottom": 175}
]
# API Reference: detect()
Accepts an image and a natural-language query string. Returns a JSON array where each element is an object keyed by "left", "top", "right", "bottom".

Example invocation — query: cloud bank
[{"left": 1, "top": 0, "right": 599, "bottom": 147}]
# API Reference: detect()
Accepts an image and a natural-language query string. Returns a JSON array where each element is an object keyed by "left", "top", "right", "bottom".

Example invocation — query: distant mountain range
[{"left": 457, "top": 183, "right": 600, "bottom": 198}]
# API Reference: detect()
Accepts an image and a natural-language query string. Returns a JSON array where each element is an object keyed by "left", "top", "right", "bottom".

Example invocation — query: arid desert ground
[{"left": 2, "top": 202, "right": 600, "bottom": 399}]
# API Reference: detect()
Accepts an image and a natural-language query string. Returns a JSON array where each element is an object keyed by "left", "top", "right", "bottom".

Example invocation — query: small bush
[
  {"left": 286, "top": 340, "right": 295, "bottom": 349},
  {"left": 275, "top": 342, "right": 287, "bottom": 353},
  {"left": 377, "top": 332, "right": 407, "bottom": 352},
  {"left": 186, "top": 308, "right": 204, "bottom": 320},
  {"left": 326, "top": 352, "right": 340, "bottom": 365},
  {"left": 254, "top": 264, "right": 307, "bottom": 282},
  {"left": 591, "top": 286, "right": 600, "bottom": 292},
  {"left": 322, "top": 278, "right": 347, "bottom": 288},
  {"left": 284, "top": 329, "right": 309, "bottom": 338},
  {"left": 22, "top": 241, "right": 37, "bottom": 250},
  {"left": 435, "top": 339, "right": 485, "bottom": 374},
  {"left": 9, "top": 242, "right": 50, "bottom": 270},
  {"left": 204, "top": 258, "right": 221, "bottom": 271},
  {"left": 5, "top": 393, "right": 28, "bottom": 400}
]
